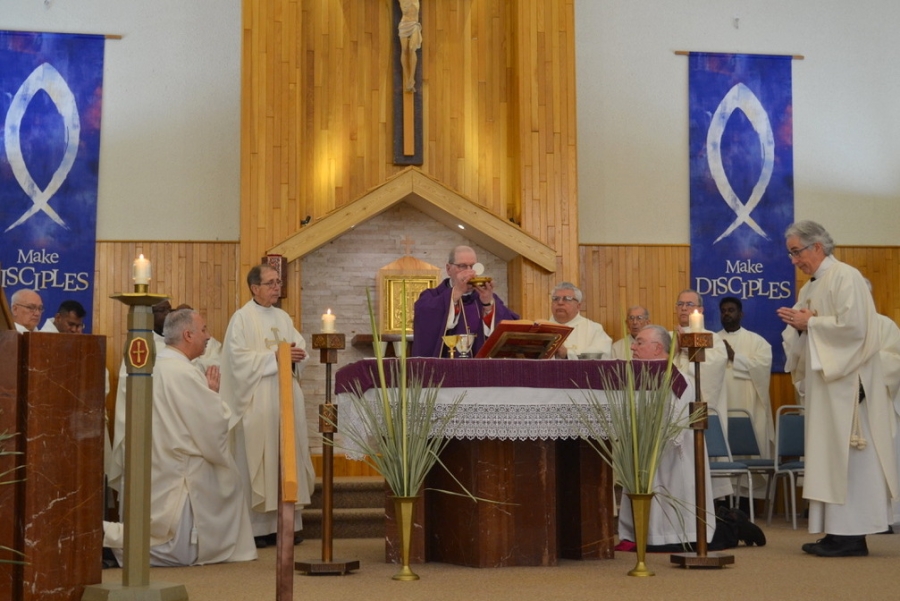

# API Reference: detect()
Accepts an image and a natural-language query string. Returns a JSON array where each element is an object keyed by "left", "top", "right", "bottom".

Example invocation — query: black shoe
[
  {"left": 102, "top": 547, "right": 119, "bottom": 569},
  {"left": 294, "top": 533, "right": 304, "bottom": 545},
  {"left": 802, "top": 535, "right": 833, "bottom": 554},
  {"left": 877, "top": 525, "right": 894, "bottom": 535},
  {"left": 254, "top": 536, "right": 269, "bottom": 549},
  {"left": 735, "top": 518, "right": 767, "bottom": 547},
  {"left": 804, "top": 535, "right": 868, "bottom": 557}
]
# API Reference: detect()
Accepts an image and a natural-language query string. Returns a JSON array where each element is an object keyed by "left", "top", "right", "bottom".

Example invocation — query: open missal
[{"left": 475, "top": 319, "right": 573, "bottom": 359}]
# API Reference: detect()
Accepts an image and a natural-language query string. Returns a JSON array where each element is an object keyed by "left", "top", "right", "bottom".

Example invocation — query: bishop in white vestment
[
  {"left": 779, "top": 220, "right": 898, "bottom": 557},
  {"left": 220, "top": 265, "right": 315, "bottom": 540}
]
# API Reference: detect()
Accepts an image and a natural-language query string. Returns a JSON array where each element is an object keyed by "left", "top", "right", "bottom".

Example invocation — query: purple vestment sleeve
[{"left": 411, "top": 278, "right": 519, "bottom": 357}]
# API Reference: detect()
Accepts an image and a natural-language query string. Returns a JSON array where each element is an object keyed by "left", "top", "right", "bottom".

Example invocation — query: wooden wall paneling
[{"left": 93, "top": 241, "right": 240, "bottom": 421}]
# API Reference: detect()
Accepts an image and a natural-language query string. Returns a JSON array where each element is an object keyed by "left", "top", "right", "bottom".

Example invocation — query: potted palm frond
[
  {"left": 329, "top": 287, "right": 466, "bottom": 581},
  {"left": 575, "top": 333, "right": 701, "bottom": 577}
]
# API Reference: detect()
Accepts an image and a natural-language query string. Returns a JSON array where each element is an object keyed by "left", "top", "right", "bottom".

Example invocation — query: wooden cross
[{"left": 400, "top": 235, "right": 415, "bottom": 255}]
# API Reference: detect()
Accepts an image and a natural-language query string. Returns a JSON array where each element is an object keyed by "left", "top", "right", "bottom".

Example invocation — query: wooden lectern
[{"left": 0, "top": 331, "right": 107, "bottom": 601}]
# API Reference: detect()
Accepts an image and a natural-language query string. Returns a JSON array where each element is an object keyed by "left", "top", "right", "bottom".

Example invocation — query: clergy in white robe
[
  {"left": 548, "top": 282, "right": 612, "bottom": 359},
  {"left": 103, "top": 309, "right": 256, "bottom": 566},
  {"left": 9, "top": 288, "right": 42, "bottom": 332},
  {"left": 778, "top": 221, "right": 898, "bottom": 555},
  {"left": 617, "top": 325, "right": 715, "bottom": 547},
  {"left": 610, "top": 306, "right": 650, "bottom": 360},
  {"left": 873, "top": 313, "right": 900, "bottom": 525},
  {"left": 672, "top": 290, "right": 730, "bottom": 499},
  {"left": 718, "top": 297, "right": 774, "bottom": 499},
  {"left": 109, "top": 300, "right": 223, "bottom": 500},
  {"left": 39, "top": 299, "right": 86, "bottom": 333},
  {"left": 220, "top": 265, "right": 315, "bottom": 539}
]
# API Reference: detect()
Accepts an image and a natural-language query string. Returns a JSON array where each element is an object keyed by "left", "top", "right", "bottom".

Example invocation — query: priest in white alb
[
  {"left": 220, "top": 264, "right": 315, "bottom": 548},
  {"left": 778, "top": 220, "right": 898, "bottom": 557},
  {"left": 103, "top": 309, "right": 256, "bottom": 566},
  {"left": 672, "top": 289, "right": 731, "bottom": 500},
  {"left": 717, "top": 296, "right": 774, "bottom": 500},
  {"left": 548, "top": 282, "right": 612, "bottom": 359}
]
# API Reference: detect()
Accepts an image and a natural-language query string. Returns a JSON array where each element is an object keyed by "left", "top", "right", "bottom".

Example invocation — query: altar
[{"left": 334, "top": 358, "right": 690, "bottom": 568}]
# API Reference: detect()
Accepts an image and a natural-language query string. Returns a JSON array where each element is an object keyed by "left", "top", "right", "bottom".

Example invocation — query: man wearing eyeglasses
[
  {"left": 547, "top": 282, "right": 611, "bottom": 359},
  {"left": 778, "top": 220, "right": 897, "bottom": 557},
  {"left": 672, "top": 289, "right": 731, "bottom": 501},
  {"left": 617, "top": 324, "right": 716, "bottom": 552},
  {"left": 220, "top": 264, "right": 315, "bottom": 548},
  {"left": 9, "top": 288, "right": 44, "bottom": 332},
  {"left": 412, "top": 245, "right": 518, "bottom": 357},
  {"left": 610, "top": 306, "right": 650, "bottom": 359}
]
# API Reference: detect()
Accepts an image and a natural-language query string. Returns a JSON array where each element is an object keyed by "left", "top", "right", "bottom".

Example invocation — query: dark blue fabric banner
[
  {"left": 0, "top": 31, "right": 104, "bottom": 332},
  {"left": 689, "top": 53, "right": 794, "bottom": 372}
]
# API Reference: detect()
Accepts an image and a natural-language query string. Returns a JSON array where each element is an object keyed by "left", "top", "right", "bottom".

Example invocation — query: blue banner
[
  {"left": 689, "top": 53, "right": 794, "bottom": 372},
  {"left": 0, "top": 31, "right": 104, "bottom": 332}
]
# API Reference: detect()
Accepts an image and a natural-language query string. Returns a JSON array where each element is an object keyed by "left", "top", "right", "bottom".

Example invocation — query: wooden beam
[{"left": 267, "top": 168, "right": 557, "bottom": 273}]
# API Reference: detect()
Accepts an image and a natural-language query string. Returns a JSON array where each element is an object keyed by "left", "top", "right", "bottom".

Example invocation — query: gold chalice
[{"left": 442, "top": 335, "right": 460, "bottom": 359}]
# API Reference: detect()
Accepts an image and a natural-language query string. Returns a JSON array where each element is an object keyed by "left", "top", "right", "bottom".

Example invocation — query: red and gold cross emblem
[{"left": 128, "top": 337, "right": 150, "bottom": 368}]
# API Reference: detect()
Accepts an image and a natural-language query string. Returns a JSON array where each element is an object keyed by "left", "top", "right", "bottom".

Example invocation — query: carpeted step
[
  {"left": 306, "top": 476, "right": 386, "bottom": 510},
  {"left": 300, "top": 507, "right": 384, "bottom": 540},
  {"left": 301, "top": 476, "right": 386, "bottom": 539}
]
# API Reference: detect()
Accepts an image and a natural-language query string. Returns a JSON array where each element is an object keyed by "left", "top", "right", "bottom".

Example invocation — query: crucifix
[{"left": 393, "top": 0, "right": 423, "bottom": 164}]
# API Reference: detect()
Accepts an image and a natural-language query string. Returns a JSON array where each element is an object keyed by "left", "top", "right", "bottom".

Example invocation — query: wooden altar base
[{"left": 384, "top": 438, "right": 615, "bottom": 568}]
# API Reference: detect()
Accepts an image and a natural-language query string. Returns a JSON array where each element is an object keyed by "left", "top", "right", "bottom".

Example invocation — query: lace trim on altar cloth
[
  {"left": 338, "top": 402, "right": 613, "bottom": 459},
  {"left": 435, "top": 403, "right": 612, "bottom": 440}
]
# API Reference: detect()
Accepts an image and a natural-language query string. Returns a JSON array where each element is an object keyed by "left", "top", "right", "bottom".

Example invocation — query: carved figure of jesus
[{"left": 398, "top": 0, "right": 422, "bottom": 92}]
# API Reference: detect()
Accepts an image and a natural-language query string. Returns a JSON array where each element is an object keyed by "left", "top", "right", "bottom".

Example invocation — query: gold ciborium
[{"left": 442, "top": 335, "right": 460, "bottom": 358}]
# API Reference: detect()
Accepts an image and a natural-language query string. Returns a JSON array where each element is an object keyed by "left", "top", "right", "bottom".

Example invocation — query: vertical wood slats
[
  {"left": 92, "top": 241, "right": 240, "bottom": 413},
  {"left": 241, "top": 1, "right": 579, "bottom": 324}
]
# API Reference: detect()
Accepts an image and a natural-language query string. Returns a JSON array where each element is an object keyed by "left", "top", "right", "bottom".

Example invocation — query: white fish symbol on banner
[
  {"left": 3, "top": 62, "right": 80, "bottom": 232},
  {"left": 706, "top": 82, "right": 774, "bottom": 243}
]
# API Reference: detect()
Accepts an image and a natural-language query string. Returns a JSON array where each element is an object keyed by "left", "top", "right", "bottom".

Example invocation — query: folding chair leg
[{"left": 788, "top": 473, "right": 798, "bottom": 530}]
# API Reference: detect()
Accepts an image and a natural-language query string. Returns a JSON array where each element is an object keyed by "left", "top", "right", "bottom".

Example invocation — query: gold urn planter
[
  {"left": 625, "top": 492, "right": 656, "bottom": 577},
  {"left": 391, "top": 496, "right": 420, "bottom": 581}
]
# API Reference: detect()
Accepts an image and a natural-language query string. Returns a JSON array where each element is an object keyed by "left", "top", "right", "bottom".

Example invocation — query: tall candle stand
[
  {"left": 296, "top": 331, "right": 360, "bottom": 575},
  {"left": 670, "top": 331, "right": 734, "bottom": 569},
  {"left": 82, "top": 286, "right": 188, "bottom": 600}
]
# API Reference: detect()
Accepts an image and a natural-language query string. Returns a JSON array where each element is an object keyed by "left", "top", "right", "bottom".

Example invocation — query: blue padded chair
[
  {"left": 727, "top": 408, "right": 776, "bottom": 518},
  {"left": 766, "top": 405, "right": 805, "bottom": 529},
  {"left": 705, "top": 412, "right": 755, "bottom": 522}
]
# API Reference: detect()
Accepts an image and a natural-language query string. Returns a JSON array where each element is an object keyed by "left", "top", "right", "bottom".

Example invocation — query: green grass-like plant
[{"left": 575, "top": 339, "right": 702, "bottom": 496}]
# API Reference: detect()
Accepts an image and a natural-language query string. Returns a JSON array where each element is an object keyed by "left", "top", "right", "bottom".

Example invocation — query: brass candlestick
[
  {"left": 670, "top": 330, "right": 735, "bottom": 569},
  {"left": 296, "top": 332, "right": 360, "bottom": 575},
  {"left": 82, "top": 287, "right": 188, "bottom": 601}
]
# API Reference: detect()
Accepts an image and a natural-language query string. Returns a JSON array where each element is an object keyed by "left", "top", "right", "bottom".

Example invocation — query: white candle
[
  {"left": 322, "top": 309, "right": 336, "bottom": 333},
  {"left": 689, "top": 309, "right": 704, "bottom": 332},
  {"left": 133, "top": 254, "right": 151, "bottom": 285}
]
